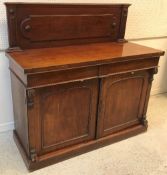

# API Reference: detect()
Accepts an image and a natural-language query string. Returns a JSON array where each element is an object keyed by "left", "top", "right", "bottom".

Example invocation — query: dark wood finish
[
  {"left": 13, "top": 124, "right": 146, "bottom": 171},
  {"left": 7, "top": 42, "right": 163, "bottom": 74},
  {"left": 118, "top": 6, "right": 129, "bottom": 42},
  {"left": 11, "top": 73, "right": 29, "bottom": 156},
  {"left": 99, "top": 57, "right": 159, "bottom": 77},
  {"left": 27, "top": 66, "right": 98, "bottom": 88},
  {"left": 30, "top": 79, "right": 98, "bottom": 155},
  {"left": 97, "top": 70, "right": 150, "bottom": 137},
  {"left": 5, "top": 3, "right": 130, "bottom": 49},
  {"left": 5, "top": 3, "right": 165, "bottom": 171}
]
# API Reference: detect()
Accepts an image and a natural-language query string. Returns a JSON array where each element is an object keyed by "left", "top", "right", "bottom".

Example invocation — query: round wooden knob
[
  {"left": 112, "top": 22, "right": 117, "bottom": 28},
  {"left": 24, "top": 25, "right": 31, "bottom": 32},
  {"left": 9, "top": 8, "right": 14, "bottom": 14}
]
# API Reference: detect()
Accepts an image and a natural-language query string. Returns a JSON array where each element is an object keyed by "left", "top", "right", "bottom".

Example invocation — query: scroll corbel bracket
[
  {"left": 6, "top": 47, "right": 23, "bottom": 53},
  {"left": 140, "top": 116, "right": 148, "bottom": 128},
  {"left": 150, "top": 67, "right": 158, "bottom": 75},
  {"left": 117, "top": 38, "right": 128, "bottom": 43},
  {"left": 148, "top": 67, "right": 158, "bottom": 83},
  {"left": 117, "top": 6, "right": 130, "bottom": 43},
  {"left": 20, "top": 17, "right": 31, "bottom": 39},
  {"left": 30, "top": 148, "right": 37, "bottom": 162},
  {"left": 153, "top": 67, "right": 158, "bottom": 74},
  {"left": 149, "top": 75, "right": 154, "bottom": 84},
  {"left": 26, "top": 89, "right": 35, "bottom": 108}
]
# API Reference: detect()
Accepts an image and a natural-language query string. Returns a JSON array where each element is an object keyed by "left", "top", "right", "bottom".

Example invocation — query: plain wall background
[{"left": 0, "top": 0, "right": 167, "bottom": 132}]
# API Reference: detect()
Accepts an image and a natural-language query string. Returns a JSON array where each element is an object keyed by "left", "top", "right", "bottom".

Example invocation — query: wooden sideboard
[{"left": 5, "top": 3, "right": 164, "bottom": 170}]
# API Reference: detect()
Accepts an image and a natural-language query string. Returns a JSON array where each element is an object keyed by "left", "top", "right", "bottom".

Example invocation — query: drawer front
[
  {"left": 99, "top": 57, "right": 159, "bottom": 77},
  {"left": 28, "top": 66, "right": 98, "bottom": 88},
  {"left": 27, "top": 58, "right": 158, "bottom": 88}
]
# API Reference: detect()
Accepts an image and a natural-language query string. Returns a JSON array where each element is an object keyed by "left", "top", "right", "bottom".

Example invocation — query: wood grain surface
[{"left": 7, "top": 42, "right": 164, "bottom": 74}]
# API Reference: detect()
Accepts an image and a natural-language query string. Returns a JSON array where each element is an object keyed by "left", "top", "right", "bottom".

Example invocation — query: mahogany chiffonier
[{"left": 5, "top": 3, "right": 164, "bottom": 170}]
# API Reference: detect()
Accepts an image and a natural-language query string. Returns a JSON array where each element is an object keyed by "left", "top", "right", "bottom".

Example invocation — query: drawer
[
  {"left": 99, "top": 57, "right": 159, "bottom": 77},
  {"left": 27, "top": 66, "right": 98, "bottom": 88}
]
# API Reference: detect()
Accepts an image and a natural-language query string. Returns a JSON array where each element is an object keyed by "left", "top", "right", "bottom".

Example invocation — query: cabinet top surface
[{"left": 7, "top": 42, "right": 164, "bottom": 74}]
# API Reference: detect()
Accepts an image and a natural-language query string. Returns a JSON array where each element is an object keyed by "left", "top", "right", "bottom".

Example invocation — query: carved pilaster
[
  {"left": 26, "top": 89, "right": 35, "bottom": 108},
  {"left": 6, "top": 47, "right": 23, "bottom": 53},
  {"left": 117, "top": 5, "right": 130, "bottom": 42},
  {"left": 6, "top": 4, "right": 18, "bottom": 48},
  {"left": 117, "top": 39, "right": 128, "bottom": 43},
  {"left": 153, "top": 67, "right": 158, "bottom": 74},
  {"left": 148, "top": 67, "right": 158, "bottom": 83},
  {"left": 30, "top": 148, "right": 37, "bottom": 162},
  {"left": 140, "top": 116, "right": 148, "bottom": 128},
  {"left": 149, "top": 74, "right": 154, "bottom": 84}
]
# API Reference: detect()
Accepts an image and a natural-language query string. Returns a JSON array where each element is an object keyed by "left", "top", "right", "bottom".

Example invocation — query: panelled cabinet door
[
  {"left": 97, "top": 70, "right": 150, "bottom": 138},
  {"left": 33, "top": 79, "right": 98, "bottom": 154}
]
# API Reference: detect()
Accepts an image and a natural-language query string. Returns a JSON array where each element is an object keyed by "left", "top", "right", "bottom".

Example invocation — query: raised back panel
[{"left": 5, "top": 3, "right": 130, "bottom": 49}]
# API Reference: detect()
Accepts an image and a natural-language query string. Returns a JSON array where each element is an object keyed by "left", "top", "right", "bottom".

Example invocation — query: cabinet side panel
[{"left": 11, "top": 72, "right": 29, "bottom": 155}]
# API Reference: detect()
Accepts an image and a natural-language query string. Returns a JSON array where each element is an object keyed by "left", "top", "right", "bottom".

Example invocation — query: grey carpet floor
[{"left": 0, "top": 93, "right": 167, "bottom": 175}]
